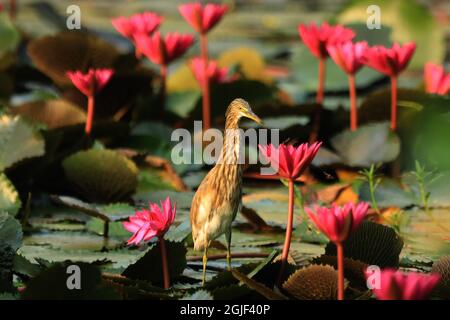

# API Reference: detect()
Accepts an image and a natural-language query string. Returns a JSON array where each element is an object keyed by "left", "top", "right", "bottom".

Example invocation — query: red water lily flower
[
  {"left": 305, "top": 202, "right": 369, "bottom": 243},
  {"left": 366, "top": 269, "right": 440, "bottom": 300},
  {"left": 306, "top": 201, "right": 369, "bottom": 300},
  {"left": 298, "top": 22, "right": 356, "bottom": 59},
  {"left": 298, "top": 22, "right": 355, "bottom": 129},
  {"left": 258, "top": 142, "right": 322, "bottom": 180},
  {"left": 66, "top": 68, "right": 114, "bottom": 135},
  {"left": 112, "top": 12, "right": 163, "bottom": 39},
  {"left": 259, "top": 142, "right": 321, "bottom": 286},
  {"left": 134, "top": 31, "right": 195, "bottom": 66},
  {"left": 179, "top": 2, "right": 228, "bottom": 34},
  {"left": 190, "top": 57, "right": 234, "bottom": 85},
  {"left": 424, "top": 62, "right": 450, "bottom": 95},
  {"left": 66, "top": 68, "right": 114, "bottom": 97},
  {"left": 327, "top": 41, "right": 367, "bottom": 74},
  {"left": 327, "top": 41, "right": 368, "bottom": 131},
  {"left": 363, "top": 42, "right": 416, "bottom": 131},
  {"left": 363, "top": 42, "right": 416, "bottom": 77},
  {"left": 123, "top": 197, "right": 176, "bottom": 246}
]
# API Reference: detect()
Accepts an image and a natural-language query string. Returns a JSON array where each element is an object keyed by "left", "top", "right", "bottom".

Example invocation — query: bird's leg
[
  {"left": 226, "top": 228, "right": 232, "bottom": 270},
  {"left": 202, "top": 243, "right": 209, "bottom": 287}
]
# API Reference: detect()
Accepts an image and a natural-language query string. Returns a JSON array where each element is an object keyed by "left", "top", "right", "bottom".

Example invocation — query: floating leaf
[
  {"left": 0, "top": 212, "right": 22, "bottom": 252},
  {"left": 21, "top": 262, "right": 120, "bottom": 300},
  {"left": 122, "top": 241, "right": 187, "bottom": 285},
  {"left": 0, "top": 115, "right": 45, "bottom": 171},
  {"left": 181, "top": 289, "right": 213, "bottom": 300},
  {"left": 11, "top": 99, "right": 86, "bottom": 129},
  {"left": 62, "top": 149, "right": 139, "bottom": 203},
  {"left": 325, "top": 221, "right": 404, "bottom": 268},
  {"left": 27, "top": 32, "right": 120, "bottom": 86},
  {"left": 283, "top": 264, "right": 338, "bottom": 300},
  {"left": 0, "top": 173, "right": 21, "bottom": 217},
  {"left": 166, "top": 90, "right": 201, "bottom": 118},
  {"left": 331, "top": 121, "right": 400, "bottom": 167}
]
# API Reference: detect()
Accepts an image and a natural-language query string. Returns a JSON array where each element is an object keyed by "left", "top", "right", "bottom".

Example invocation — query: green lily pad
[
  {"left": 21, "top": 262, "right": 120, "bottom": 300},
  {"left": 122, "top": 241, "right": 187, "bottom": 285},
  {"left": 0, "top": 212, "right": 22, "bottom": 252},
  {"left": 331, "top": 121, "right": 400, "bottom": 167},
  {"left": 0, "top": 173, "right": 21, "bottom": 217},
  {"left": 0, "top": 115, "right": 45, "bottom": 171}
]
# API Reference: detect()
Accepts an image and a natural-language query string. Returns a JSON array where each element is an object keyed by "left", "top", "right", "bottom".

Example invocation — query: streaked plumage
[{"left": 190, "top": 98, "right": 262, "bottom": 285}]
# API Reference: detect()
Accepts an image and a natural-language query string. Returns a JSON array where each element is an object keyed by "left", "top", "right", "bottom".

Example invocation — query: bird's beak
[{"left": 244, "top": 110, "right": 263, "bottom": 125}]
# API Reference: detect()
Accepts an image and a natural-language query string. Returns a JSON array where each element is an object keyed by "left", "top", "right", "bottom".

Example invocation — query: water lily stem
[
  {"left": 317, "top": 57, "right": 325, "bottom": 104},
  {"left": 85, "top": 95, "right": 95, "bottom": 135},
  {"left": 390, "top": 76, "right": 398, "bottom": 131},
  {"left": 349, "top": 74, "right": 357, "bottom": 131},
  {"left": 200, "top": 33, "right": 211, "bottom": 131},
  {"left": 159, "top": 237, "right": 170, "bottom": 289},
  {"left": 278, "top": 179, "right": 295, "bottom": 286},
  {"left": 336, "top": 242, "right": 345, "bottom": 300},
  {"left": 160, "top": 64, "right": 167, "bottom": 114}
]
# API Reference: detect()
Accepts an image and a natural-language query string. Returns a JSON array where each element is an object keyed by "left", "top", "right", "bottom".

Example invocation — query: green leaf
[
  {"left": 13, "top": 254, "right": 43, "bottom": 278},
  {"left": 122, "top": 241, "right": 187, "bottom": 285},
  {"left": 0, "top": 13, "right": 20, "bottom": 57},
  {"left": 166, "top": 90, "right": 201, "bottom": 118},
  {"left": 331, "top": 121, "right": 400, "bottom": 167},
  {"left": 181, "top": 289, "right": 213, "bottom": 300},
  {"left": 0, "top": 173, "right": 21, "bottom": 216},
  {"left": 0, "top": 115, "right": 45, "bottom": 171},
  {"left": 20, "top": 262, "right": 120, "bottom": 300},
  {"left": 0, "top": 212, "right": 22, "bottom": 252}
]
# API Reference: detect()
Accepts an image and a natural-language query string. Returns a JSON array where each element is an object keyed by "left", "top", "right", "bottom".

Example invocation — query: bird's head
[{"left": 225, "top": 98, "right": 263, "bottom": 127}]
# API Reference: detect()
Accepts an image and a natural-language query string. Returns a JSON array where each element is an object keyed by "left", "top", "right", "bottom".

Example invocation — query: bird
[{"left": 190, "top": 98, "right": 263, "bottom": 285}]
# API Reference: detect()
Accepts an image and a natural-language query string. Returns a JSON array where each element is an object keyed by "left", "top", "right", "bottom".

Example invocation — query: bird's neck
[{"left": 219, "top": 118, "right": 242, "bottom": 166}]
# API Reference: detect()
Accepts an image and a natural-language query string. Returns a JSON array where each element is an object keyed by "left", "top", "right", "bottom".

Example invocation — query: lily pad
[
  {"left": 0, "top": 173, "right": 21, "bottom": 217},
  {"left": 331, "top": 121, "right": 400, "bottom": 167},
  {"left": 0, "top": 115, "right": 45, "bottom": 171}
]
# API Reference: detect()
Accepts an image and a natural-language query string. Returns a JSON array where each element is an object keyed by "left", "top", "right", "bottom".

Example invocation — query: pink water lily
[
  {"left": 424, "top": 62, "right": 450, "bottom": 95},
  {"left": 134, "top": 31, "right": 195, "bottom": 66},
  {"left": 327, "top": 41, "right": 368, "bottom": 131},
  {"left": 66, "top": 68, "right": 114, "bottom": 135},
  {"left": 306, "top": 202, "right": 370, "bottom": 300},
  {"left": 367, "top": 269, "right": 440, "bottom": 300},
  {"left": 190, "top": 57, "right": 234, "bottom": 86},
  {"left": 298, "top": 22, "right": 355, "bottom": 141},
  {"left": 112, "top": 12, "right": 163, "bottom": 39},
  {"left": 123, "top": 197, "right": 176, "bottom": 245},
  {"left": 123, "top": 197, "right": 176, "bottom": 289},
  {"left": 363, "top": 42, "right": 416, "bottom": 131},
  {"left": 259, "top": 142, "right": 321, "bottom": 286},
  {"left": 305, "top": 202, "right": 369, "bottom": 243},
  {"left": 179, "top": 2, "right": 228, "bottom": 34},
  {"left": 258, "top": 142, "right": 322, "bottom": 180}
]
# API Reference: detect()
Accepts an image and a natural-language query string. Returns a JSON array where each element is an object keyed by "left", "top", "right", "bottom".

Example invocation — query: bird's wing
[{"left": 190, "top": 174, "right": 217, "bottom": 238}]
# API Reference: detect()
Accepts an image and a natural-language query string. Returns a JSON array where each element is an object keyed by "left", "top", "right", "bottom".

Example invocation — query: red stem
[
  {"left": 85, "top": 95, "right": 94, "bottom": 135},
  {"left": 9, "top": 0, "right": 17, "bottom": 21},
  {"left": 390, "top": 76, "right": 398, "bottom": 131},
  {"left": 316, "top": 57, "right": 326, "bottom": 104},
  {"left": 277, "top": 179, "right": 295, "bottom": 286},
  {"left": 349, "top": 74, "right": 357, "bottom": 131},
  {"left": 159, "top": 237, "right": 170, "bottom": 289},
  {"left": 336, "top": 242, "right": 345, "bottom": 300},
  {"left": 200, "top": 33, "right": 210, "bottom": 131}
]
